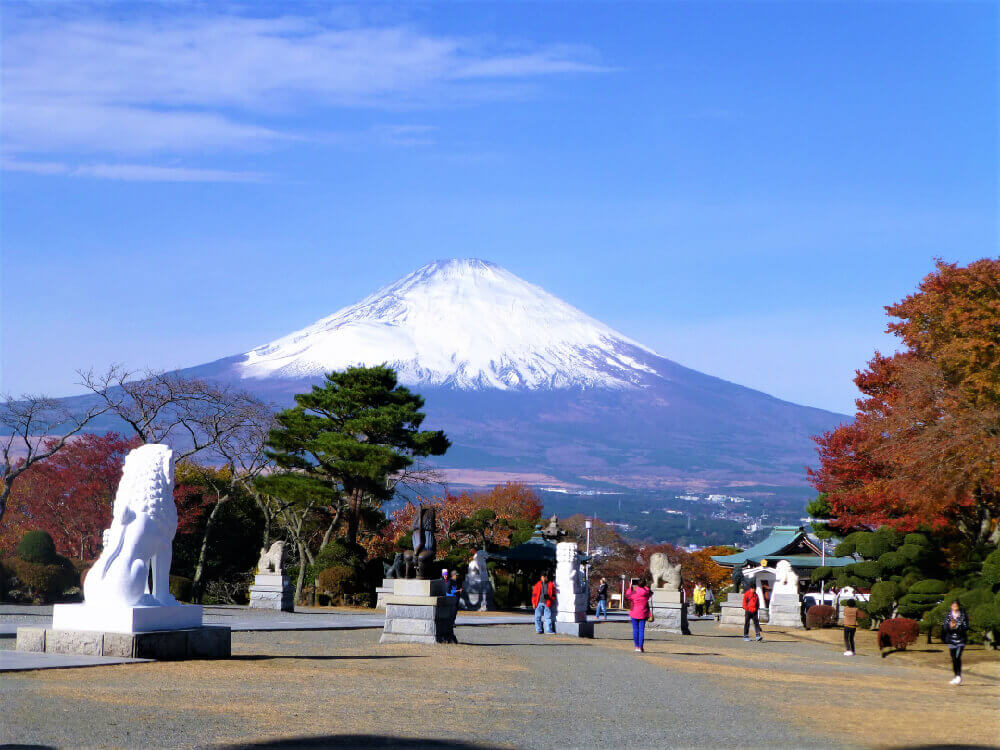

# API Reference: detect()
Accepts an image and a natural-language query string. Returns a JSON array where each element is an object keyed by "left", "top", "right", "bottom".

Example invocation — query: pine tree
[{"left": 261, "top": 366, "right": 450, "bottom": 546}]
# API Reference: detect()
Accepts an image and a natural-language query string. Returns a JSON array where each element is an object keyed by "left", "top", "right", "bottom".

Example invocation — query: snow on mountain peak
[{"left": 238, "top": 258, "right": 661, "bottom": 390}]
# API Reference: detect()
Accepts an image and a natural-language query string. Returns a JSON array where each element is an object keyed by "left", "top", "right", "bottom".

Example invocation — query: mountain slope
[{"left": 180, "top": 258, "right": 844, "bottom": 490}]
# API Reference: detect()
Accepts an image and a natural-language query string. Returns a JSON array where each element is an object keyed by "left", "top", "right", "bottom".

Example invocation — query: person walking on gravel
[
  {"left": 625, "top": 577, "right": 653, "bottom": 653},
  {"left": 693, "top": 583, "right": 706, "bottom": 617},
  {"left": 943, "top": 600, "right": 969, "bottom": 685},
  {"left": 841, "top": 598, "right": 859, "bottom": 655},
  {"left": 532, "top": 573, "right": 556, "bottom": 634},
  {"left": 596, "top": 578, "right": 609, "bottom": 620},
  {"left": 742, "top": 585, "right": 763, "bottom": 642}
]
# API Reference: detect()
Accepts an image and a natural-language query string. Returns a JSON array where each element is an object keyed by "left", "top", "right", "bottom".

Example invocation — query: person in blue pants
[
  {"left": 595, "top": 578, "right": 609, "bottom": 620},
  {"left": 532, "top": 573, "right": 556, "bottom": 634}
]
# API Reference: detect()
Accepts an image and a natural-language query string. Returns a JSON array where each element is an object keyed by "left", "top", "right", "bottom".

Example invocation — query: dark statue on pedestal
[
  {"left": 384, "top": 552, "right": 405, "bottom": 579},
  {"left": 732, "top": 561, "right": 754, "bottom": 593},
  {"left": 404, "top": 505, "right": 437, "bottom": 580}
]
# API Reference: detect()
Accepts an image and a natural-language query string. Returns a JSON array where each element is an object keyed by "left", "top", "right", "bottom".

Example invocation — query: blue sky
[{"left": 1, "top": 2, "right": 996, "bottom": 414}]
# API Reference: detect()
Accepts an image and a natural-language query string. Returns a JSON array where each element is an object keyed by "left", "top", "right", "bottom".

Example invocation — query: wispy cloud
[
  {"left": 2, "top": 159, "right": 265, "bottom": 183},
  {"left": 1, "top": 11, "right": 609, "bottom": 159}
]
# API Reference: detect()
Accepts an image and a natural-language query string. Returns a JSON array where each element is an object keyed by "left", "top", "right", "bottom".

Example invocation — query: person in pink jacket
[{"left": 625, "top": 577, "right": 653, "bottom": 652}]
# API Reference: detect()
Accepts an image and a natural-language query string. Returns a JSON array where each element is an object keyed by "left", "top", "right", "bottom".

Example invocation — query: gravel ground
[{"left": 2, "top": 619, "right": 997, "bottom": 749}]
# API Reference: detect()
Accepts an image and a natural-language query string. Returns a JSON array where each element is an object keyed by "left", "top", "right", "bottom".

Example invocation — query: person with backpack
[
  {"left": 596, "top": 578, "right": 609, "bottom": 620},
  {"left": 742, "top": 584, "right": 763, "bottom": 642},
  {"left": 531, "top": 572, "right": 556, "bottom": 634},
  {"left": 625, "top": 577, "right": 654, "bottom": 653},
  {"left": 841, "top": 598, "right": 859, "bottom": 656},
  {"left": 693, "top": 583, "right": 706, "bottom": 616},
  {"left": 943, "top": 600, "right": 969, "bottom": 685}
]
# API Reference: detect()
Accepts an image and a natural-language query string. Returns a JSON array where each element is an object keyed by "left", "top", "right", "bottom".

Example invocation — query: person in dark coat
[{"left": 943, "top": 600, "right": 969, "bottom": 685}]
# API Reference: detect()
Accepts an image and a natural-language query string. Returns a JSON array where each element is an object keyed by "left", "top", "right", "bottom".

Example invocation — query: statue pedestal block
[
  {"left": 16, "top": 625, "right": 230, "bottom": 660},
  {"left": 767, "top": 593, "right": 803, "bottom": 628},
  {"left": 393, "top": 578, "right": 446, "bottom": 597},
  {"left": 52, "top": 603, "right": 203, "bottom": 634},
  {"left": 555, "top": 620, "right": 594, "bottom": 638},
  {"left": 249, "top": 573, "right": 294, "bottom": 612},
  {"left": 375, "top": 578, "right": 394, "bottom": 609},
  {"left": 380, "top": 592, "right": 457, "bottom": 644},
  {"left": 650, "top": 589, "right": 689, "bottom": 634},
  {"left": 719, "top": 593, "right": 745, "bottom": 627}
]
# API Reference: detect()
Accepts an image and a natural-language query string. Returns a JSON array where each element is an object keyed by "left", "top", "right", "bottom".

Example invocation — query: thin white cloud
[
  {"left": 1, "top": 12, "right": 609, "bottom": 156},
  {"left": 2, "top": 159, "right": 265, "bottom": 183}
]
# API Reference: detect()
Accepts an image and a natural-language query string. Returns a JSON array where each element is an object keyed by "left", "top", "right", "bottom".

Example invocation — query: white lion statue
[
  {"left": 649, "top": 552, "right": 682, "bottom": 590},
  {"left": 84, "top": 444, "right": 178, "bottom": 608},
  {"left": 257, "top": 541, "right": 287, "bottom": 574},
  {"left": 773, "top": 559, "right": 799, "bottom": 595}
]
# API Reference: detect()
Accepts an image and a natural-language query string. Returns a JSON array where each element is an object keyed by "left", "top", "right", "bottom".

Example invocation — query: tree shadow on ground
[
  {"left": 227, "top": 655, "right": 426, "bottom": 662},
  {"left": 215, "top": 735, "right": 500, "bottom": 749}
]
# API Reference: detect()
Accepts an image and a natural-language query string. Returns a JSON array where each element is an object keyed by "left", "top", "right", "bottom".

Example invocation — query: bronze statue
[
  {"left": 404, "top": 505, "right": 437, "bottom": 580},
  {"left": 384, "top": 552, "right": 405, "bottom": 579}
]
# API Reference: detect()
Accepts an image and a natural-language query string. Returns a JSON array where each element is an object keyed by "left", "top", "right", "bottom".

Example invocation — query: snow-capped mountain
[
  {"left": 59, "top": 258, "right": 847, "bottom": 492},
  {"left": 238, "top": 259, "right": 658, "bottom": 390}
]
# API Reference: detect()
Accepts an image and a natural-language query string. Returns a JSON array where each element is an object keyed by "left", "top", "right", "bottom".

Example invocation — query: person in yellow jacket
[{"left": 693, "top": 583, "right": 707, "bottom": 616}]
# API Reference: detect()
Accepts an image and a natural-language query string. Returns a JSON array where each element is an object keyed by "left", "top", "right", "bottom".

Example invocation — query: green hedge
[
  {"left": 908, "top": 579, "right": 947, "bottom": 595},
  {"left": 7, "top": 556, "right": 77, "bottom": 602},
  {"left": 17, "top": 531, "right": 57, "bottom": 564},
  {"left": 982, "top": 549, "right": 1000, "bottom": 588}
]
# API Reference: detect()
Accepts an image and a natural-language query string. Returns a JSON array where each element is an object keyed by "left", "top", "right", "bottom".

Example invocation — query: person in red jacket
[
  {"left": 532, "top": 573, "right": 556, "bottom": 634},
  {"left": 742, "top": 585, "right": 763, "bottom": 642}
]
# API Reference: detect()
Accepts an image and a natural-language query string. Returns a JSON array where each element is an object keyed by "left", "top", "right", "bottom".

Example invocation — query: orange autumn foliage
[{"left": 810, "top": 258, "right": 1000, "bottom": 545}]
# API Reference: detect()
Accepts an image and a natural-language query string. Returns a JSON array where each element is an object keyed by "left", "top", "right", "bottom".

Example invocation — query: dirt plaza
[{"left": 3, "top": 616, "right": 998, "bottom": 749}]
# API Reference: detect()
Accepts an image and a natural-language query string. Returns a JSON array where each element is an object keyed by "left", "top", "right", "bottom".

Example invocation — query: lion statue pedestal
[
  {"left": 648, "top": 552, "right": 690, "bottom": 635},
  {"left": 249, "top": 541, "right": 294, "bottom": 611},
  {"left": 17, "top": 445, "right": 230, "bottom": 661},
  {"left": 766, "top": 560, "right": 803, "bottom": 628},
  {"left": 553, "top": 542, "right": 592, "bottom": 637}
]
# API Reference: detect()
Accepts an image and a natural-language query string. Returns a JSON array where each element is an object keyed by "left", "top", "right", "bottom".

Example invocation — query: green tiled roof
[{"left": 710, "top": 526, "right": 853, "bottom": 568}]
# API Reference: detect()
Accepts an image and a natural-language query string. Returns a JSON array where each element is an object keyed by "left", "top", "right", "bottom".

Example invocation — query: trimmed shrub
[
  {"left": 811, "top": 566, "right": 833, "bottom": 584},
  {"left": 958, "top": 588, "right": 991, "bottom": 611},
  {"left": 878, "top": 617, "right": 920, "bottom": 653},
  {"left": 834, "top": 572, "right": 868, "bottom": 590},
  {"left": 17, "top": 531, "right": 57, "bottom": 564},
  {"left": 316, "top": 565, "right": 355, "bottom": 604},
  {"left": 169, "top": 575, "right": 193, "bottom": 602},
  {"left": 971, "top": 602, "right": 1000, "bottom": 648},
  {"left": 896, "top": 592, "right": 943, "bottom": 620},
  {"left": 850, "top": 560, "right": 882, "bottom": 580},
  {"left": 868, "top": 580, "right": 900, "bottom": 621},
  {"left": 898, "top": 544, "right": 925, "bottom": 564},
  {"left": 878, "top": 551, "right": 907, "bottom": 572},
  {"left": 805, "top": 604, "right": 837, "bottom": 629},
  {"left": 7, "top": 556, "right": 77, "bottom": 603},
  {"left": 981, "top": 549, "right": 1000, "bottom": 588},
  {"left": 903, "top": 533, "right": 931, "bottom": 548},
  {"left": 857, "top": 528, "right": 898, "bottom": 559},
  {"left": 908, "top": 579, "right": 947, "bottom": 595},
  {"left": 834, "top": 532, "right": 866, "bottom": 557}
]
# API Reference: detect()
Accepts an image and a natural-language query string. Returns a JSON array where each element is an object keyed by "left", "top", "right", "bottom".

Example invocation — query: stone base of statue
[
  {"left": 720, "top": 592, "right": 773, "bottom": 626},
  {"left": 375, "top": 578, "right": 395, "bottom": 609},
  {"left": 649, "top": 589, "right": 689, "bottom": 634},
  {"left": 52, "top": 602, "right": 204, "bottom": 633},
  {"left": 766, "top": 593, "right": 803, "bottom": 628},
  {"left": 16, "top": 624, "right": 230, "bottom": 660},
  {"left": 248, "top": 573, "right": 294, "bottom": 611},
  {"left": 380, "top": 578, "right": 457, "bottom": 644},
  {"left": 719, "top": 592, "right": 745, "bottom": 627},
  {"left": 554, "top": 611, "right": 594, "bottom": 638}
]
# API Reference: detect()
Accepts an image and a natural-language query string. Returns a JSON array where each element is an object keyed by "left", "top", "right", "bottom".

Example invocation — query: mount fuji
[{"left": 178, "top": 258, "right": 845, "bottom": 491}]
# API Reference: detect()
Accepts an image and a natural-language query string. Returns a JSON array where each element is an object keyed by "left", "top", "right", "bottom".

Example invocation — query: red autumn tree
[
  {"left": 0, "top": 432, "right": 140, "bottom": 560},
  {"left": 810, "top": 258, "right": 1000, "bottom": 546}
]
